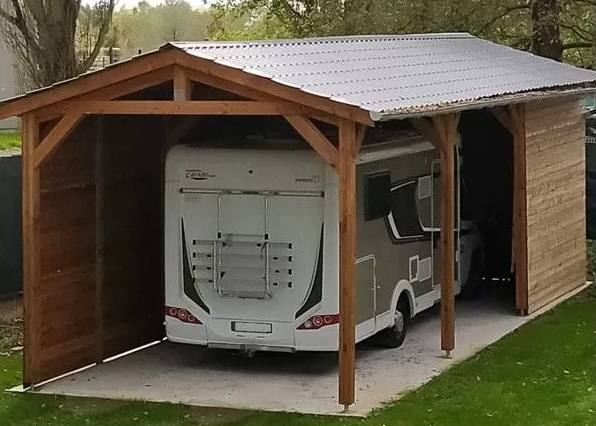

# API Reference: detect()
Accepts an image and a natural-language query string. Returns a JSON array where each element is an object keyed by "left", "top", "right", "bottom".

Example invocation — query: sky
[{"left": 83, "top": 0, "right": 218, "bottom": 8}]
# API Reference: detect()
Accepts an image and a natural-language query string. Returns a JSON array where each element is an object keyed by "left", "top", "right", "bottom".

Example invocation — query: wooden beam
[
  {"left": 355, "top": 124, "right": 368, "bottom": 153},
  {"left": 338, "top": 119, "right": 357, "bottom": 410},
  {"left": 490, "top": 106, "right": 515, "bottom": 134},
  {"left": 22, "top": 114, "right": 40, "bottom": 387},
  {"left": 431, "top": 113, "right": 460, "bottom": 358},
  {"left": 36, "top": 66, "right": 175, "bottom": 122},
  {"left": 41, "top": 100, "right": 315, "bottom": 116},
  {"left": 284, "top": 115, "right": 339, "bottom": 169},
  {"left": 32, "top": 112, "right": 83, "bottom": 169},
  {"left": 410, "top": 117, "right": 440, "bottom": 148},
  {"left": 95, "top": 116, "right": 105, "bottom": 363},
  {"left": 509, "top": 104, "right": 529, "bottom": 314},
  {"left": 175, "top": 53, "right": 373, "bottom": 126},
  {"left": 184, "top": 67, "right": 339, "bottom": 126},
  {"left": 0, "top": 49, "right": 178, "bottom": 121},
  {"left": 173, "top": 66, "right": 192, "bottom": 101}
]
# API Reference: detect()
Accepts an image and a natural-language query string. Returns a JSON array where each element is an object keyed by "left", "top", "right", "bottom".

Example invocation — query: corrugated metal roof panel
[{"left": 172, "top": 33, "right": 596, "bottom": 120}]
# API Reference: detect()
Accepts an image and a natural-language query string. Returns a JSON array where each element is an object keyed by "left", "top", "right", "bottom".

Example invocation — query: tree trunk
[
  {"left": 0, "top": 1, "right": 114, "bottom": 90},
  {"left": 531, "top": 0, "right": 564, "bottom": 61}
]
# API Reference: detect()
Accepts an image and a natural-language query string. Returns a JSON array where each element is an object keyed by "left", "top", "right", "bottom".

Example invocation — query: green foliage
[
  {"left": 0, "top": 133, "right": 21, "bottom": 151},
  {"left": 0, "top": 289, "right": 594, "bottom": 425},
  {"left": 108, "top": 1, "right": 212, "bottom": 59},
  {"left": 207, "top": 0, "right": 595, "bottom": 68},
  {"left": 588, "top": 240, "right": 595, "bottom": 278}
]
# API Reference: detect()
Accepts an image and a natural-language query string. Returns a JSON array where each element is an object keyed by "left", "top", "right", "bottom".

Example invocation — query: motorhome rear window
[{"left": 364, "top": 171, "right": 391, "bottom": 221}]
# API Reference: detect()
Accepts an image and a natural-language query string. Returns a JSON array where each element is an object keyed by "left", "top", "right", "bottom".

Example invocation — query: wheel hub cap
[{"left": 394, "top": 310, "right": 404, "bottom": 334}]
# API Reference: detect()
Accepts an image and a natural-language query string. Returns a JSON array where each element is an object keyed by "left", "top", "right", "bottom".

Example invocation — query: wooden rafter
[
  {"left": 175, "top": 53, "right": 374, "bottom": 126},
  {"left": 0, "top": 49, "right": 178, "bottom": 120},
  {"left": 184, "top": 67, "right": 339, "bottom": 126},
  {"left": 40, "top": 100, "right": 315, "bottom": 116},
  {"left": 338, "top": 119, "right": 357, "bottom": 410},
  {"left": 36, "top": 66, "right": 175, "bottom": 121},
  {"left": 284, "top": 115, "right": 339, "bottom": 169},
  {"left": 32, "top": 112, "right": 83, "bottom": 169},
  {"left": 431, "top": 112, "right": 460, "bottom": 358}
]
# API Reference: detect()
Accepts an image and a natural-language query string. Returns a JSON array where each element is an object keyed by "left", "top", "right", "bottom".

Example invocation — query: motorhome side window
[{"left": 364, "top": 171, "right": 391, "bottom": 221}]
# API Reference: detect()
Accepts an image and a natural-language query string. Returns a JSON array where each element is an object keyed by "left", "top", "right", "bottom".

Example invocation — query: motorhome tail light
[
  {"left": 165, "top": 306, "right": 202, "bottom": 325},
  {"left": 297, "top": 314, "right": 339, "bottom": 330}
]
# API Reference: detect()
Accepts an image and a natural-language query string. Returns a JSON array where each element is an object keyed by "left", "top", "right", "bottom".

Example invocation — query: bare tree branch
[
  {"left": 78, "top": 0, "right": 115, "bottom": 73},
  {"left": 563, "top": 41, "right": 594, "bottom": 49},
  {"left": 478, "top": 2, "right": 531, "bottom": 35}
]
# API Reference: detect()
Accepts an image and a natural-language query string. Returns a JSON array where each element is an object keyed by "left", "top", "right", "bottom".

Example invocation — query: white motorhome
[{"left": 164, "top": 134, "right": 483, "bottom": 352}]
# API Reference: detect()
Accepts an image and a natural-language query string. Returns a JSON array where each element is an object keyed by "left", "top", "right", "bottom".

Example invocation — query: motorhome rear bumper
[{"left": 166, "top": 316, "right": 340, "bottom": 351}]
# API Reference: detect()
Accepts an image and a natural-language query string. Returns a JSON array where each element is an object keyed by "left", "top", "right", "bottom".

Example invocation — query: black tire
[
  {"left": 374, "top": 295, "right": 410, "bottom": 348},
  {"left": 459, "top": 250, "right": 484, "bottom": 300}
]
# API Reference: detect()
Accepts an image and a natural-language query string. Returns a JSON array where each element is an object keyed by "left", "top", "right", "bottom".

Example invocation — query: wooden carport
[{"left": 0, "top": 34, "right": 594, "bottom": 410}]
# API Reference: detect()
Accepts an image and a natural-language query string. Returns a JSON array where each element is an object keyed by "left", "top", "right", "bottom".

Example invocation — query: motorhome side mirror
[{"left": 364, "top": 171, "right": 391, "bottom": 221}]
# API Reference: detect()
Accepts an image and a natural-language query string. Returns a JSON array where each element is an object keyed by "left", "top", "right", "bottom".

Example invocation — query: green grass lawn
[
  {"left": 0, "top": 288, "right": 594, "bottom": 426},
  {"left": 0, "top": 132, "right": 21, "bottom": 151}
]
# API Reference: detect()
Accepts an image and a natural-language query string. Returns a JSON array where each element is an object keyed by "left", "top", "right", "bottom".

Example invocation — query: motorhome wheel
[{"left": 375, "top": 296, "right": 410, "bottom": 348}]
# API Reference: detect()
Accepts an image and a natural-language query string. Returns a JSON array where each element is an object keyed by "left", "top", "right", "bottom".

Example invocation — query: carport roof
[
  {"left": 172, "top": 33, "right": 596, "bottom": 120},
  {"left": 1, "top": 33, "right": 595, "bottom": 122}
]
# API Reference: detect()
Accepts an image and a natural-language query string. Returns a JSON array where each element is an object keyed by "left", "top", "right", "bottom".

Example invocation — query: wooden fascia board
[
  {"left": 173, "top": 51, "right": 373, "bottom": 126},
  {"left": 41, "top": 100, "right": 320, "bottom": 116},
  {"left": 0, "top": 49, "right": 178, "bottom": 121},
  {"left": 32, "top": 112, "right": 83, "bottom": 168},
  {"left": 284, "top": 115, "right": 339, "bottom": 169},
  {"left": 183, "top": 66, "right": 339, "bottom": 126}
]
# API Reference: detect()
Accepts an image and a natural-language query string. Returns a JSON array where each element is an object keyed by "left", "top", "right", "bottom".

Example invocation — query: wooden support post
[
  {"left": 490, "top": 105, "right": 529, "bottom": 315},
  {"left": 432, "top": 113, "right": 459, "bottom": 358},
  {"left": 173, "top": 66, "right": 192, "bottom": 101},
  {"left": 22, "top": 114, "right": 40, "bottom": 387},
  {"left": 95, "top": 116, "right": 105, "bottom": 363},
  {"left": 338, "top": 119, "right": 357, "bottom": 410},
  {"left": 509, "top": 104, "right": 529, "bottom": 315}
]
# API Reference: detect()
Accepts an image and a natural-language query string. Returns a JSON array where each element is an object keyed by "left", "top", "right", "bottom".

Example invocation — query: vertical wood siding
[
  {"left": 101, "top": 116, "right": 165, "bottom": 357},
  {"left": 32, "top": 115, "right": 165, "bottom": 384},
  {"left": 525, "top": 98, "right": 586, "bottom": 313},
  {"left": 37, "top": 118, "right": 97, "bottom": 382}
]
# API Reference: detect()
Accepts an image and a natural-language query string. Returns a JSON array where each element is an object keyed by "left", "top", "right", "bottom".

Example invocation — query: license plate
[{"left": 231, "top": 321, "right": 272, "bottom": 334}]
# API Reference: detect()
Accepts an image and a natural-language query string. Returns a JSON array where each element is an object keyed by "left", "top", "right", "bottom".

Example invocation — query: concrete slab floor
[{"left": 24, "top": 283, "right": 588, "bottom": 416}]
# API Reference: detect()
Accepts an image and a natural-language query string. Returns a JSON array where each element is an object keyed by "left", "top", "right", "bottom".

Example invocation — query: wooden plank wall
[
  {"left": 33, "top": 115, "right": 165, "bottom": 383},
  {"left": 101, "top": 115, "right": 165, "bottom": 357},
  {"left": 37, "top": 118, "right": 97, "bottom": 382},
  {"left": 525, "top": 97, "right": 586, "bottom": 313}
]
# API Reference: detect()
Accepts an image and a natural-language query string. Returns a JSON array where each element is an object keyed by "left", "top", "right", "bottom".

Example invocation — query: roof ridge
[{"left": 170, "top": 33, "right": 473, "bottom": 48}]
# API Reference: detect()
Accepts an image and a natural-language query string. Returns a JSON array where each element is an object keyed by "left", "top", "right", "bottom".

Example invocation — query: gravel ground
[{"left": 0, "top": 318, "right": 23, "bottom": 355}]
